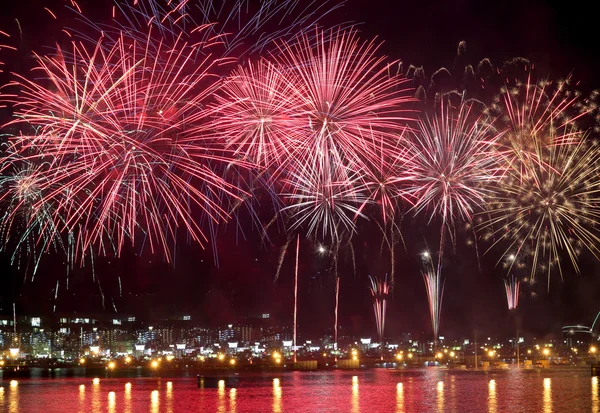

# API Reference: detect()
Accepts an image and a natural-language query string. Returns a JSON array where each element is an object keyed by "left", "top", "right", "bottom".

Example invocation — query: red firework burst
[{"left": 1, "top": 27, "right": 247, "bottom": 261}]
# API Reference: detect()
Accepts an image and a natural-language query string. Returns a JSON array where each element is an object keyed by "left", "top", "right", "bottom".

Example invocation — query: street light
[{"left": 108, "top": 361, "right": 116, "bottom": 370}]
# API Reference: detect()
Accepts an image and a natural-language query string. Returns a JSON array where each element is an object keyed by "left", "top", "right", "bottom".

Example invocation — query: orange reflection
[
  {"left": 217, "top": 380, "right": 226, "bottom": 413},
  {"left": 108, "top": 391, "right": 116, "bottom": 413},
  {"left": 150, "top": 390, "right": 159, "bottom": 413},
  {"left": 166, "top": 381, "right": 173, "bottom": 413},
  {"left": 593, "top": 377, "right": 599, "bottom": 413},
  {"left": 229, "top": 388, "right": 237, "bottom": 413},
  {"left": 273, "top": 378, "right": 282, "bottom": 413},
  {"left": 125, "top": 382, "right": 132, "bottom": 413},
  {"left": 352, "top": 376, "right": 359, "bottom": 413},
  {"left": 488, "top": 379, "right": 496, "bottom": 413},
  {"left": 91, "top": 378, "right": 100, "bottom": 413},
  {"left": 78, "top": 384, "right": 85, "bottom": 413},
  {"left": 543, "top": 378, "right": 551, "bottom": 413},
  {"left": 8, "top": 381, "right": 18, "bottom": 413},
  {"left": 437, "top": 381, "right": 444, "bottom": 412},
  {"left": 396, "top": 383, "right": 404, "bottom": 413}
]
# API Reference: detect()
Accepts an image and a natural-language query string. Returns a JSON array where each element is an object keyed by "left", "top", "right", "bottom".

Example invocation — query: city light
[
  {"left": 218, "top": 354, "right": 225, "bottom": 361},
  {"left": 108, "top": 361, "right": 116, "bottom": 370},
  {"left": 543, "top": 348, "right": 550, "bottom": 356},
  {"left": 79, "top": 358, "right": 86, "bottom": 365},
  {"left": 151, "top": 360, "right": 159, "bottom": 369},
  {"left": 125, "top": 356, "right": 132, "bottom": 363},
  {"left": 230, "top": 359, "right": 236, "bottom": 366}
]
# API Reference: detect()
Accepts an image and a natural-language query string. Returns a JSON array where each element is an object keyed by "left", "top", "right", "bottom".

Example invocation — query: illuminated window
[{"left": 31, "top": 317, "right": 41, "bottom": 327}]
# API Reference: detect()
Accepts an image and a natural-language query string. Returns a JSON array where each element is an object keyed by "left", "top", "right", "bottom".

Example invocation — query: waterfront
[{"left": 0, "top": 367, "right": 597, "bottom": 412}]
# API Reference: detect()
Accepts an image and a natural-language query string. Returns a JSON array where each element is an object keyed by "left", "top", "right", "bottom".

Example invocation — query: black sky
[{"left": 1, "top": 0, "right": 600, "bottom": 341}]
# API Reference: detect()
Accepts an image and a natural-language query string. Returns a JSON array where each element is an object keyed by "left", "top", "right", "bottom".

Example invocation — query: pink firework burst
[
  {"left": 212, "top": 59, "right": 297, "bottom": 169},
  {"left": 404, "top": 101, "right": 502, "bottom": 231},
  {"left": 2, "top": 27, "right": 247, "bottom": 261},
  {"left": 273, "top": 27, "right": 416, "bottom": 180}
]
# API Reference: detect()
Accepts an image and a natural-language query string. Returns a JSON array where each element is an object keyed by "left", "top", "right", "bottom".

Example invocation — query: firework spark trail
[
  {"left": 368, "top": 274, "right": 389, "bottom": 345},
  {"left": 293, "top": 234, "right": 299, "bottom": 363},
  {"left": 422, "top": 269, "right": 445, "bottom": 341},
  {"left": 504, "top": 275, "right": 520, "bottom": 310},
  {"left": 2, "top": 26, "right": 248, "bottom": 262},
  {"left": 334, "top": 275, "right": 340, "bottom": 354},
  {"left": 480, "top": 139, "right": 600, "bottom": 285}
]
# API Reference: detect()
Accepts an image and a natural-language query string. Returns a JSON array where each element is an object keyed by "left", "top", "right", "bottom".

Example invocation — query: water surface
[{"left": 0, "top": 368, "right": 596, "bottom": 412}]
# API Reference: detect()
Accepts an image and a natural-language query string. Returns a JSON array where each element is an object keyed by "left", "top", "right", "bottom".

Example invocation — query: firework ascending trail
[
  {"left": 368, "top": 274, "right": 390, "bottom": 346},
  {"left": 421, "top": 251, "right": 445, "bottom": 341},
  {"left": 504, "top": 275, "right": 520, "bottom": 310},
  {"left": 2, "top": 27, "right": 247, "bottom": 262}
]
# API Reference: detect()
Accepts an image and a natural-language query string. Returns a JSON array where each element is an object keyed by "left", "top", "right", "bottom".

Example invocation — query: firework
[
  {"left": 504, "top": 275, "right": 520, "bottom": 310},
  {"left": 281, "top": 160, "right": 368, "bottom": 241},
  {"left": 421, "top": 251, "right": 445, "bottom": 340},
  {"left": 480, "top": 139, "right": 600, "bottom": 285},
  {"left": 99, "top": 0, "right": 348, "bottom": 58},
  {"left": 273, "top": 27, "right": 415, "bottom": 179},
  {"left": 487, "top": 72, "right": 588, "bottom": 169},
  {"left": 404, "top": 101, "right": 501, "bottom": 232},
  {"left": 0, "top": 152, "right": 66, "bottom": 274},
  {"left": 212, "top": 59, "right": 297, "bottom": 169},
  {"left": 1, "top": 27, "right": 246, "bottom": 261},
  {"left": 368, "top": 274, "right": 389, "bottom": 345}
]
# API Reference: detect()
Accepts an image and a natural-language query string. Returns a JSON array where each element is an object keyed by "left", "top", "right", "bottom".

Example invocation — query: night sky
[{"left": 1, "top": 0, "right": 600, "bottom": 341}]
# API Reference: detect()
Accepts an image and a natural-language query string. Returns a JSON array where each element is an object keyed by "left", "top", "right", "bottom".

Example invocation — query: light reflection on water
[
  {"left": 108, "top": 391, "right": 116, "bottom": 413},
  {"left": 217, "top": 379, "right": 225, "bottom": 413},
  {"left": 593, "top": 376, "right": 599, "bottom": 412},
  {"left": 351, "top": 375, "right": 359, "bottom": 413},
  {"left": 0, "top": 368, "right": 596, "bottom": 412},
  {"left": 8, "top": 380, "right": 18, "bottom": 413},
  {"left": 150, "top": 389, "right": 159, "bottom": 413},
  {"left": 396, "top": 382, "right": 404, "bottom": 413},
  {"left": 436, "top": 380, "right": 444, "bottom": 412},
  {"left": 166, "top": 381, "right": 173, "bottom": 413},
  {"left": 543, "top": 377, "right": 551, "bottom": 413},
  {"left": 273, "top": 377, "right": 282, "bottom": 413},
  {"left": 124, "top": 382, "right": 132, "bottom": 413},
  {"left": 488, "top": 379, "right": 496, "bottom": 413}
]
